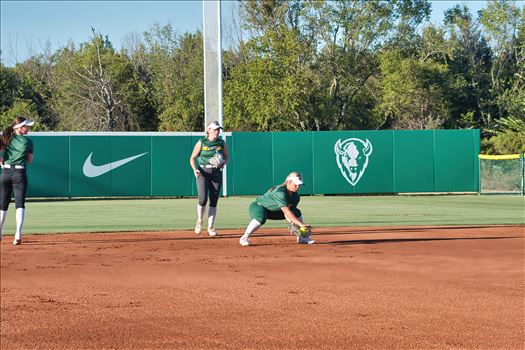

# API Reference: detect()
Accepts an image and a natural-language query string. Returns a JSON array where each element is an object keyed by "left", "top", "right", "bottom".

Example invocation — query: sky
[{"left": 0, "top": 0, "right": 520, "bottom": 67}]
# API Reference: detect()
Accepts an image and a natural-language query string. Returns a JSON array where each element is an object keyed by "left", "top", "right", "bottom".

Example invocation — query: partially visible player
[
  {"left": 239, "top": 171, "right": 315, "bottom": 246},
  {"left": 0, "top": 117, "right": 35, "bottom": 245},
  {"left": 189, "top": 121, "right": 229, "bottom": 236}
]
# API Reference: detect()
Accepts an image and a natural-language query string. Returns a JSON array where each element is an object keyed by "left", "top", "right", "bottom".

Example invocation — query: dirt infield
[{"left": 1, "top": 225, "right": 524, "bottom": 350}]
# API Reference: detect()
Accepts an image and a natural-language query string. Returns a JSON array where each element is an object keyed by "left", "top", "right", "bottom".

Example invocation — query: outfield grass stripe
[{"left": 1, "top": 195, "right": 523, "bottom": 235}]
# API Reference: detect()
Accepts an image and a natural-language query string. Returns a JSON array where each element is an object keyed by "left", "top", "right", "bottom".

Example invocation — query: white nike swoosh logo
[{"left": 82, "top": 152, "right": 148, "bottom": 178}]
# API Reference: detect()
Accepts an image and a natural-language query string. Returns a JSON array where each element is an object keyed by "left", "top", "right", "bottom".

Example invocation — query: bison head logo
[{"left": 334, "top": 138, "right": 373, "bottom": 186}]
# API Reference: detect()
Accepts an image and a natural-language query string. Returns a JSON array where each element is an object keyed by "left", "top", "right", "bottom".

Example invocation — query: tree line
[{"left": 1, "top": 0, "right": 523, "bottom": 153}]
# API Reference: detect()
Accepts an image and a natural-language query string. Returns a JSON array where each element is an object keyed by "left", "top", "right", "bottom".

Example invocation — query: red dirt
[{"left": 1, "top": 225, "right": 524, "bottom": 350}]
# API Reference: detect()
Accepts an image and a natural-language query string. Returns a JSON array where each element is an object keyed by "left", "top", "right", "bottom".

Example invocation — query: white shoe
[
  {"left": 239, "top": 236, "right": 250, "bottom": 246},
  {"left": 195, "top": 219, "right": 202, "bottom": 235},
  {"left": 297, "top": 236, "right": 315, "bottom": 244},
  {"left": 208, "top": 227, "right": 217, "bottom": 236},
  {"left": 13, "top": 239, "right": 21, "bottom": 245}
]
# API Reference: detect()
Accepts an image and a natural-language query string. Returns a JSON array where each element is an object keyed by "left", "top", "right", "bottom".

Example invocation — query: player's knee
[{"left": 209, "top": 197, "right": 219, "bottom": 207}]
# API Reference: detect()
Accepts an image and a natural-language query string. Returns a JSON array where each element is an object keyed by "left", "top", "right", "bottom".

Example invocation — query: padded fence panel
[
  {"left": 313, "top": 131, "right": 355, "bottom": 194},
  {"left": 272, "top": 132, "right": 314, "bottom": 195},
  {"left": 190, "top": 135, "right": 203, "bottom": 197},
  {"left": 312, "top": 131, "right": 395, "bottom": 194},
  {"left": 110, "top": 136, "right": 151, "bottom": 196},
  {"left": 24, "top": 130, "right": 480, "bottom": 198},
  {"left": 354, "top": 130, "right": 394, "bottom": 194},
  {"left": 27, "top": 136, "right": 70, "bottom": 197},
  {"left": 230, "top": 132, "right": 273, "bottom": 195},
  {"left": 151, "top": 136, "right": 194, "bottom": 197},
  {"left": 434, "top": 130, "right": 480, "bottom": 192},
  {"left": 70, "top": 136, "right": 112, "bottom": 197},
  {"left": 223, "top": 135, "right": 233, "bottom": 198},
  {"left": 394, "top": 130, "right": 434, "bottom": 193}
]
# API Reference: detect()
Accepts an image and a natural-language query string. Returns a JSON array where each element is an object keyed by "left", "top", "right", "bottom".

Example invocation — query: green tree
[
  {"left": 444, "top": 4, "right": 493, "bottom": 128},
  {"left": 313, "top": 0, "right": 431, "bottom": 130},
  {"left": 224, "top": 25, "right": 318, "bottom": 131},
  {"left": 121, "top": 32, "right": 158, "bottom": 131},
  {"left": 1, "top": 61, "right": 51, "bottom": 130},
  {"left": 377, "top": 49, "right": 450, "bottom": 129},
  {"left": 143, "top": 24, "right": 204, "bottom": 131},
  {"left": 479, "top": 0, "right": 524, "bottom": 121},
  {"left": 13, "top": 56, "right": 56, "bottom": 129},
  {"left": 483, "top": 117, "right": 525, "bottom": 154},
  {"left": 0, "top": 99, "right": 46, "bottom": 131},
  {"left": 51, "top": 30, "right": 142, "bottom": 131},
  {"left": 225, "top": 0, "right": 432, "bottom": 131},
  {"left": 0, "top": 64, "right": 20, "bottom": 117}
]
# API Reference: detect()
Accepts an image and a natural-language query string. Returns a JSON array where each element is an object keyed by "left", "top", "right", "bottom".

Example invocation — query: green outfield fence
[{"left": 11, "top": 130, "right": 480, "bottom": 198}]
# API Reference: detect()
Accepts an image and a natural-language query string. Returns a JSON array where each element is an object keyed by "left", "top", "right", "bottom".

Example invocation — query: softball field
[{"left": 1, "top": 196, "right": 524, "bottom": 349}]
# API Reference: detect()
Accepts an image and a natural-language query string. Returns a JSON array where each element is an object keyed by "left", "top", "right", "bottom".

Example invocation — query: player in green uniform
[
  {"left": 189, "top": 121, "right": 229, "bottom": 236},
  {"left": 239, "top": 172, "right": 315, "bottom": 246},
  {"left": 0, "top": 117, "right": 35, "bottom": 245}
]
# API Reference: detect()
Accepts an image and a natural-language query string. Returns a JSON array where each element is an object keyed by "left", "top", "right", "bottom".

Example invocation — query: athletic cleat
[
  {"left": 239, "top": 236, "right": 250, "bottom": 246},
  {"left": 207, "top": 227, "right": 217, "bottom": 236},
  {"left": 13, "top": 239, "right": 21, "bottom": 245},
  {"left": 297, "top": 236, "right": 315, "bottom": 244},
  {"left": 195, "top": 219, "right": 202, "bottom": 235}
]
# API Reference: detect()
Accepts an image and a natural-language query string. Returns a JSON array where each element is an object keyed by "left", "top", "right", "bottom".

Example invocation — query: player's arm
[
  {"left": 221, "top": 142, "right": 229, "bottom": 167},
  {"left": 27, "top": 139, "right": 34, "bottom": 164},
  {"left": 189, "top": 141, "right": 202, "bottom": 177},
  {"left": 281, "top": 206, "right": 306, "bottom": 228}
]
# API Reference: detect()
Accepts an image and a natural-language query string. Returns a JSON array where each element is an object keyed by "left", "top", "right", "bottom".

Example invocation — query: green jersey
[
  {"left": 256, "top": 185, "right": 300, "bottom": 211},
  {"left": 2, "top": 135, "right": 33, "bottom": 165},
  {"left": 197, "top": 137, "right": 225, "bottom": 167}
]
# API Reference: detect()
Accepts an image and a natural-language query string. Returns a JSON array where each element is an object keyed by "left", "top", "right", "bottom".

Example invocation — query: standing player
[
  {"left": 0, "top": 117, "right": 35, "bottom": 245},
  {"left": 239, "top": 171, "right": 315, "bottom": 246},
  {"left": 189, "top": 121, "right": 229, "bottom": 236}
]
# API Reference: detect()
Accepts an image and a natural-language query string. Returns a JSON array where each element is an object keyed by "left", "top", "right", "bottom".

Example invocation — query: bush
[{"left": 487, "top": 130, "right": 525, "bottom": 154}]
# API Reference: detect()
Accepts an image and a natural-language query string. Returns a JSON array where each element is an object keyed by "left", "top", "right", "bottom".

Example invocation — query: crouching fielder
[{"left": 239, "top": 172, "right": 315, "bottom": 246}]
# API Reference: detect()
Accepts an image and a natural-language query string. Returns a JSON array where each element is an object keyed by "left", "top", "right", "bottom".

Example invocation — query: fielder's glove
[
  {"left": 289, "top": 223, "right": 312, "bottom": 238},
  {"left": 208, "top": 153, "right": 225, "bottom": 168}
]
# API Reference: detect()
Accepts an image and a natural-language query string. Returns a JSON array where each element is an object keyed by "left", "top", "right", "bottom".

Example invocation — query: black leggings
[
  {"left": 196, "top": 167, "right": 222, "bottom": 207},
  {"left": 1, "top": 168, "right": 28, "bottom": 210}
]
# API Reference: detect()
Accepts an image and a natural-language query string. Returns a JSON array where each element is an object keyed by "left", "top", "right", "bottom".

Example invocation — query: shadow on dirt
[{"left": 321, "top": 236, "right": 521, "bottom": 245}]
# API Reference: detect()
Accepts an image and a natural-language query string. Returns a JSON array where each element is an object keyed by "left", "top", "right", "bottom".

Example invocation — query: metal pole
[
  {"left": 520, "top": 152, "right": 525, "bottom": 196},
  {"left": 203, "top": 0, "right": 226, "bottom": 196},
  {"left": 478, "top": 153, "right": 481, "bottom": 195},
  {"left": 202, "top": 0, "right": 222, "bottom": 129}
]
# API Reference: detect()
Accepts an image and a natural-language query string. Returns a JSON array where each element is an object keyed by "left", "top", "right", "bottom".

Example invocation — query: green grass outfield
[{"left": 1, "top": 195, "right": 524, "bottom": 235}]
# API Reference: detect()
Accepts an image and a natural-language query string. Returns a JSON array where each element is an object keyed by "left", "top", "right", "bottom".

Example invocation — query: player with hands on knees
[
  {"left": 189, "top": 121, "right": 229, "bottom": 237},
  {"left": 239, "top": 171, "right": 314, "bottom": 247},
  {"left": 0, "top": 117, "right": 35, "bottom": 245}
]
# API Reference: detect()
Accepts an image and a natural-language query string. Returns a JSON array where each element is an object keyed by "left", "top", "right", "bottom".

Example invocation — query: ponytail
[
  {"left": 2, "top": 116, "right": 29, "bottom": 148},
  {"left": 267, "top": 183, "right": 286, "bottom": 193},
  {"left": 1, "top": 126, "right": 14, "bottom": 149}
]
